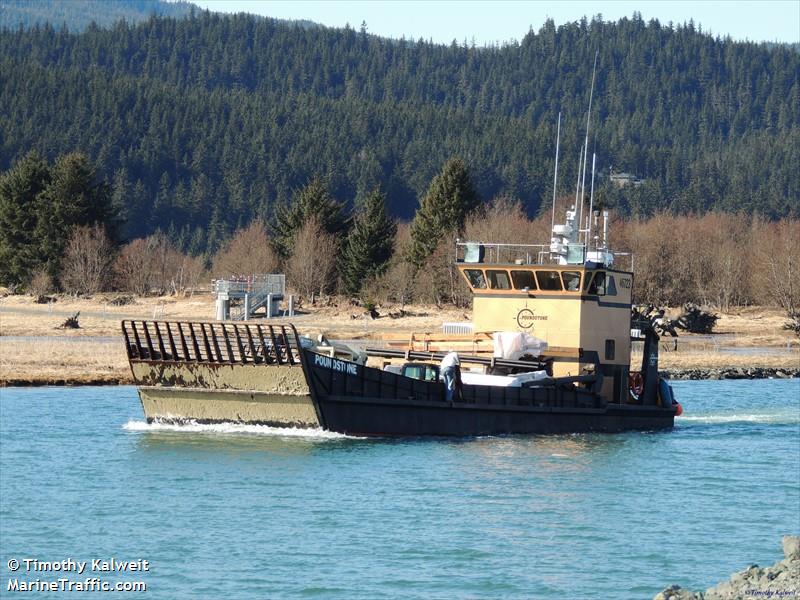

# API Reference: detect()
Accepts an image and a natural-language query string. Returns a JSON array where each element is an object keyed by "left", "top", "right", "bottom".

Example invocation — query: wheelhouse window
[
  {"left": 586, "top": 272, "right": 619, "bottom": 296},
  {"left": 561, "top": 271, "right": 582, "bottom": 292},
  {"left": 536, "top": 270, "right": 563, "bottom": 291},
  {"left": 606, "top": 275, "right": 618, "bottom": 296},
  {"left": 486, "top": 270, "right": 512, "bottom": 290},
  {"left": 510, "top": 270, "right": 537, "bottom": 291},
  {"left": 587, "top": 271, "right": 606, "bottom": 295},
  {"left": 464, "top": 269, "right": 487, "bottom": 289}
]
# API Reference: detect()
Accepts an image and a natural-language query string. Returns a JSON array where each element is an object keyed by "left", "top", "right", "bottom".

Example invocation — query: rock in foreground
[{"left": 654, "top": 536, "right": 800, "bottom": 600}]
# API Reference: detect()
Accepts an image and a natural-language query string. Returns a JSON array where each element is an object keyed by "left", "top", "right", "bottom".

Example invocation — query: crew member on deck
[{"left": 441, "top": 352, "right": 461, "bottom": 402}]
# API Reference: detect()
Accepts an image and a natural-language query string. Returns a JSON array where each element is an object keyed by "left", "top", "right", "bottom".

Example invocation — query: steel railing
[
  {"left": 121, "top": 320, "right": 302, "bottom": 366},
  {"left": 456, "top": 241, "right": 631, "bottom": 268},
  {"left": 213, "top": 274, "right": 285, "bottom": 297},
  {"left": 456, "top": 241, "right": 552, "bottom": 265}
]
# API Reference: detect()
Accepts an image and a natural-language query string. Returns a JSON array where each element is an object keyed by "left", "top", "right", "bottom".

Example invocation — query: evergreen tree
[
  {"left": 33, "top": 152, "right": 116, "bottom": 280},
  {"left": 0, "top": 151, "right": 117, "bottom": 285},
  {"left": 110, "top": 167, "right": 132, "bottom": 237},
  {"left": 408, "top": 157, "right": 480, "bottom": 268},
  {"left": 0, "top": 152, "right": 51, "bottom": 285},
  {"left": 186, "top": 225, "right": 206, "bottom": 257},
  {"left": 205, "top": 205, "right": 231, "bottom": 258},
  {"left": 341, "top": 188, "right": 396, "bottom": 296},
  {"left": 271, "top": 176, "right": 348, "bottom": 259}
]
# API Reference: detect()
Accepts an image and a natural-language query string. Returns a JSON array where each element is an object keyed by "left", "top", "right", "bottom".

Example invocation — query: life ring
[{"left": 629, "top": 371, "right": 644, "bottom": 397}]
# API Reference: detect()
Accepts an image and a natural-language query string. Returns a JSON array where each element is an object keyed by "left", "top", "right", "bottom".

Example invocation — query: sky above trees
[{"left": 194, "top": 0, "right": 800, "bottom": 45}]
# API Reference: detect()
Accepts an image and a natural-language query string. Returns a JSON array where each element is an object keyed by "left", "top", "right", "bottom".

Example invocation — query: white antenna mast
[
  {"left": 578, "top": 50, "right": 599, "bottom": 246},
  {"left": 588, "top": 152, "right": 596, "bottom": 251},
  {"left": 574, "top": 146, "right": 583, "bottom": 209},
  {"left": 550, "top": 112, "right": 561, "bottom": 235}
]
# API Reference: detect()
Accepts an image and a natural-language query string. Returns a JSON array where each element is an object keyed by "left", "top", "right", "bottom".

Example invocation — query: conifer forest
[{"left": 1, "top": 6, "right": 798, "bottom": 307}]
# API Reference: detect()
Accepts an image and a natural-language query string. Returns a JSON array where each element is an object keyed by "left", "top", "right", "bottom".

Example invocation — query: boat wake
[
  {"left": 680, "top": 411, "right": 799, "bottom": 425},
  {"left": 122, "top": 419, "right": 356, "bottom": 439}
]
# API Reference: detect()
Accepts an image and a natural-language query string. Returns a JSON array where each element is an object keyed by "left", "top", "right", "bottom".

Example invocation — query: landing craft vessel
[
  {"left": 124, "top": 90, "right": 682, "bottom": 435},
  {"left": 122, "top": 206, "right": 682, "bottom": 436}
]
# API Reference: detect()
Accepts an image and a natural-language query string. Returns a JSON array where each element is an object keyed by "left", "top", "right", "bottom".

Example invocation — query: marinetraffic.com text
[{"left": 6, "top": 557, "right": 149, "bottom": 593}]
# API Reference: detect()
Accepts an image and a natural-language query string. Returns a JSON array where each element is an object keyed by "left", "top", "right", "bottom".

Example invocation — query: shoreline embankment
[{"left": 654, "top": 536, "right": 800, "bottom": 600}]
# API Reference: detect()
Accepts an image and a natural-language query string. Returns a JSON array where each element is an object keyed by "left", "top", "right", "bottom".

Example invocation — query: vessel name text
[{"left": 314, "top": 354, "right": 358, "bottom": 375}]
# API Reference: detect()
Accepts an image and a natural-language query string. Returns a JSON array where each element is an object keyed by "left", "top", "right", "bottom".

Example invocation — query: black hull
[
  {"left": 303, "top": 351, "right": 675, "bottom": 436},
  {"left": 318, "top": 396, "right": 673, "bottom": 436}
]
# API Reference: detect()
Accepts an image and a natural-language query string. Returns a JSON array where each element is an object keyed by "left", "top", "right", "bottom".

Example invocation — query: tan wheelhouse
[{"left": 457, "top": 237, "right": 634, "bottom": 405}]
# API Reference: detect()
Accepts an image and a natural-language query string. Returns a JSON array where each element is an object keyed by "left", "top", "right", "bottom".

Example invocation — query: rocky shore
[
  {"left": 662, "top": 367, "right": 800, "bottom": 380},
  {"left": 0, "top": 376, "right": 131, "bottom": 387},
  {"left": 655, "top": 536, "right": 800, "bottom": 600}
]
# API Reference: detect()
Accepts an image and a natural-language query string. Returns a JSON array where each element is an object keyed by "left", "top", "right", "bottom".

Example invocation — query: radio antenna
[
  {"left": 574, "top": 146, "right": 583, "bottom": 210},
  {"left": 550, "top": 112, "right": 561, "bottom": 235},
  {"left": 588, "top": 151, "right": 597, "bottom": 251},
  {"left": 578, "top": 50, "right": 599, "bottom": 246}
]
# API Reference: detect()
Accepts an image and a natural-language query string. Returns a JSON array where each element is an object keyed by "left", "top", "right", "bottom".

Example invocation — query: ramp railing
[{"left": 121, "top": 320, "right": 302, "bottom": 366}]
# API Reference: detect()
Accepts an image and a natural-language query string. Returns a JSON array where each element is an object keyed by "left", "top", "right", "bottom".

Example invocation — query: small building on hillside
[{"left": 609, "top": 169, "right": 644, "bottom": 188}]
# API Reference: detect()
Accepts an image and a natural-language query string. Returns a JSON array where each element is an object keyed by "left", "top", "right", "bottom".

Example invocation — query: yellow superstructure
[{"left": 458, "top": 263, "right": 633, "bottom": 404}]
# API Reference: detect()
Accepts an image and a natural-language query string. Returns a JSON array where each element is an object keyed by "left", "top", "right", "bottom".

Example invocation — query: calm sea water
[{"left": 1, "top": 380, "right": 798, "bottom": 599}]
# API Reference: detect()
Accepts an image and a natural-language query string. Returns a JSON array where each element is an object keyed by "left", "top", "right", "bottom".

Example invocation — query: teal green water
[{"left": 1, "top": 380, "right": 799, "bottom": 599}]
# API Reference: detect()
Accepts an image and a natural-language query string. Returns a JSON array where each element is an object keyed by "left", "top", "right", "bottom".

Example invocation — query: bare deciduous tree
[
  {"left": 463, "top": 197, "right": 548, "bottom": 245},
  {"left": 286, "top": 217, "right": 337, "bottom": 300},
  {"left": 413, "top": 237, "right": 466, "bottom": 307},
  {"left": 115, "top": 234, "right": 207, "bottom": 296},
  {"left": 367, "top": 224, "right": 416, "bottom": 307},
  {"left": 752, "top": 218, "right": 800, "bottom": 313},
  {"left": 60, "top": 224, "right": 115, "bottom": 295},
  {"left": 211, "top": 220, "right": 278, "bottom": 278},
  {"left": 617, "top": 214, "right": 697, "bottom": 306},
  {"left": 664, "top": 213, "right": 751, "bottom": 311},
  {"left": 27, "top": 268, "right": 54, "bottom": 297},
  {"left": 167, "top": 251, "right": 205, "bottom": 296},
  {"left": 705, "top": 215, "right": 751, "bottom": 311},
  {"left": 146, "top": 232, "right": 177, "bottom": 295},
  {"left": 114, "top": 238, "right": 153, "bottom": 295}
]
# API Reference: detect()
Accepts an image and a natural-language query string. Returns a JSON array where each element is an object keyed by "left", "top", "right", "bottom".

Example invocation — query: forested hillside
[
  {"left": 1, "top": 11, "right": 797, "bottom": 248},
  {"left": 0, "top": 0, "right": 194, "bottom": 31}
]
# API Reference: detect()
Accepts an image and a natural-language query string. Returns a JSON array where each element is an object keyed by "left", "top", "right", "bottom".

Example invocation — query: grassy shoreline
[{"left": 2, "top": 294, "right": 798, "bottom": 387}]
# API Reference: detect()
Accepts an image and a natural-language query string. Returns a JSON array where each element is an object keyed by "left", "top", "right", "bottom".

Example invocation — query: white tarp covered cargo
[{"left": 492, "top": 331, "right": 548, "bottom": 361}]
